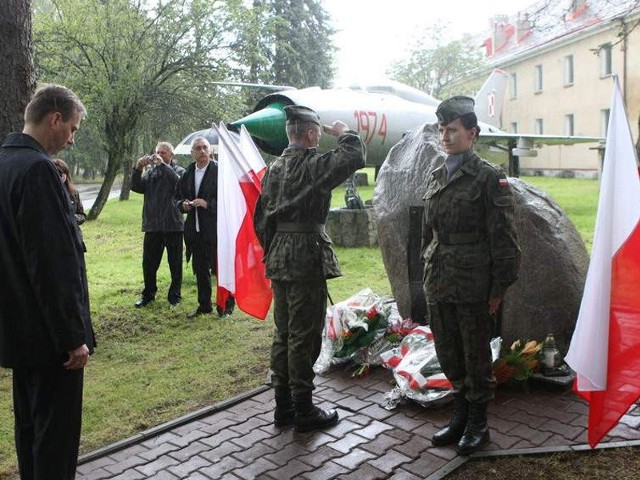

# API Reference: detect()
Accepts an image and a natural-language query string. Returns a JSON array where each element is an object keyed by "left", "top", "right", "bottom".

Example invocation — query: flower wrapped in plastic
[
  {"left": 380, "top": 327, "right": 502, "bottom": 410},
  {"left": 380, "top": 326, "right": 453, "bottom": 409},
  {"left": 314, "top": 288, "right": 395, "bottom": 375}
]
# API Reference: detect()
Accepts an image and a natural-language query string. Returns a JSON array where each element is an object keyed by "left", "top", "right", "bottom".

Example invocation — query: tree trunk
[
  {"left": 88, "top": 151, "right": 120, "bottom": 220},
  {"left": 119, "top": 157, "right": 133, "bottom": 201},
  {"left": 0, "top": 0, "right": 36, "bottom": 139}
]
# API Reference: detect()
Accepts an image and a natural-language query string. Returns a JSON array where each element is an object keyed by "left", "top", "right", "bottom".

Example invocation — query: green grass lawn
[{"left": 0, "top": 172, "right": 599, "bottom": 478}]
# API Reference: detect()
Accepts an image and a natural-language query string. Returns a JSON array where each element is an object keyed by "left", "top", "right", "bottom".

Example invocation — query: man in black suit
[
  {"left": 0, "top": 84, "right": 96, "bottom": 480},
  {"left": 178, "top": 137, "right": 235, "bottom": 318}
]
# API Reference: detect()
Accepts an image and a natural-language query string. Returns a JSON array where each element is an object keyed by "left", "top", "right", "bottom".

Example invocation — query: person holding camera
[{"left": 131, "top": 141, "right": 186, "bottom": 308}]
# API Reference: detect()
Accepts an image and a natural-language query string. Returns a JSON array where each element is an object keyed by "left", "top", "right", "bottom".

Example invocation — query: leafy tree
[
  {"left": 235, "top": 0, "right": 335, "bottom": 89},
  {"left": 0, "top": 0, "right": 36, "bottom": 139},
  {"left": 34, "top": 0, "right": 243, "bottom": 219},
  {"left": 388, "top": 27, "right": 485, "bottom": 99}
]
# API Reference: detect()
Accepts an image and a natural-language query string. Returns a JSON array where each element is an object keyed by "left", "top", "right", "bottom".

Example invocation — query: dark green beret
[
  {"left": 436, "top": 96, "right": 475, "bottom": 125},
  {"left": 284, "top": 105, "right": 321, "bottom": 126}
]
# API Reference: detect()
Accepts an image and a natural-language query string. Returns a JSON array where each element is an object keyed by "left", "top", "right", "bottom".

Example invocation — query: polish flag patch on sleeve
[{"left": 498, "top": 178, "right": 509, "bottom": 189}]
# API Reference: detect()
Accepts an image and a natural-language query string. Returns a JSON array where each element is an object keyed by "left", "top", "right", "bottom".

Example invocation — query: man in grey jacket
[{"left": 132, "top": 142, "right": 186, "bottom": 307}]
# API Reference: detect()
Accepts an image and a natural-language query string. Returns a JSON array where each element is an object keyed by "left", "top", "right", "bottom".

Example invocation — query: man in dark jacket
[
  {"left": 177, "top": 137, "right": 235, "bottom": 318},
  {"left": 0, "top": 84, "right": 96, "bottom": 480},
  {"left": 254, "top": 105, "right": 365, "bottom": 433},
  {"left": 131, "top": 142, "right": 186, "bottom": 307}
]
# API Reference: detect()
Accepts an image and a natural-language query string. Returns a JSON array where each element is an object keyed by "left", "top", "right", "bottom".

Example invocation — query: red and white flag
[
  {"left": 216, "top": 124, "right": 272, "bottom": 320},
  {"left": 565, "top": 78, "right": 640, "bottom": 448}
]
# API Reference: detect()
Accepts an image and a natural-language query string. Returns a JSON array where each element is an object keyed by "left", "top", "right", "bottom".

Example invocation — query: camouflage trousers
[
  {"left": 428, "top": 302, "right": 496, "bottom": 403},
  {"left": 270, "top": 279, "right": 328, "bottom": 394}
]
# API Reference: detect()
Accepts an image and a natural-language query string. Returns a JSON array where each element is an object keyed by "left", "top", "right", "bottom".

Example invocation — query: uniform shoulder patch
[{"left": 498, "top": 177, "right": 509, "bottom": 189}]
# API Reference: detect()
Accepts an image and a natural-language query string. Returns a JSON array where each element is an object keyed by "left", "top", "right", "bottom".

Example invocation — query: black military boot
[
  {"left": 293, "top": 391, "right": 339, "bottom": 433},
  {"left": 432, "top": 393, "right": 469, "bottom": 446},
  {"left": 456, "top": 402, "right": 490, "bottom": 455},
  {"left": 273, "top": 387, "right": 295, "bottom": 427}
]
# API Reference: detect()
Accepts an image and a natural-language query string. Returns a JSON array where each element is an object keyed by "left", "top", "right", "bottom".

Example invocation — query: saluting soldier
[
  {"left": 421, "top": 96, "right": 520, "bottom": 454},
  {"left": 254, "top": 105, "right": 365, "bottom": 433}
]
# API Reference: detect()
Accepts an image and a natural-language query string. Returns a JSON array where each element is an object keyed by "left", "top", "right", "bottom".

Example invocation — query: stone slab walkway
[{"left": 75, "top": 368, "right": 640, "bottom": 480}]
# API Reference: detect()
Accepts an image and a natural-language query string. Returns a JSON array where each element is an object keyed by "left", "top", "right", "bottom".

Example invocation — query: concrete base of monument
[{"left": 325, "top": 207, "right": 378, "bottom": 247}]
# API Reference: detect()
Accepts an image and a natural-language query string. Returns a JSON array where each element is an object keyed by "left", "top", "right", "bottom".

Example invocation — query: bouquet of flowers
[
  {"left": 335, "top": 305, "right": 389, "bottom": 359},
  {"left": 380, "top": 325, "right": 453, "bottom": 409},
  {"left": 493, "top": 339, "right": 543, "bottom": 384},
  {"left": 314, "top": 288, "right": 400, "bottom": 375}
]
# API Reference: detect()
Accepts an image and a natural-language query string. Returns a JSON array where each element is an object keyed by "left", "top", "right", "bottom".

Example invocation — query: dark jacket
[
  {"left": 421, "top": 149, "right": 520, "bottom": 304},
  {"left": 69, "top": 189, "right": 86, "bottom": 225},
  {"left": 0, "top": 133, "right": 96, "bottom": 368},
  {"left": 177, "top": 160, "right": 218, "bottom": 259},
  {"left": 131, "top": 161, "right": 185, "bottom": 232},
  {"left": 254, "top": 132, "right": 366, "bottom": 281}
]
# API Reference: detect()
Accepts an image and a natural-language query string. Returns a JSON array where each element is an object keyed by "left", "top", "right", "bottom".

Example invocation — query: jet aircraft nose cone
[{"left": 230, "top": 102, "right": 289, "bottom": 155}]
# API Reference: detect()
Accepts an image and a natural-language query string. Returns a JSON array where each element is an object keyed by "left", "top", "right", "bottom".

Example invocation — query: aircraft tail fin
[{"left": 474, "top": 69, "right": 508, "bottom": 129}]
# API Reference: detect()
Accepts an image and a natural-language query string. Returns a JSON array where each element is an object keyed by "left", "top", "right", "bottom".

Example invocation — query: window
[
  {"left": 534, "top": 64, "right": 543, "bottom": 93},
  {"left": 564, "top": 55, "right": 574, "bottom": 86},
  {"left": 509, "top": 73, "right": 518, "bottom": 99},
  {"left": 535, "top": 118, "right": 544, "bottom": 135},
  {"left": 600, "top": 44, "right": 612, "bottom": 77},
  {"left": 601, "top": 109, "right": 610, "bottom": 137},
  {"left": 565, "top": 114, "right": 574, "bottom": 136},
  {"left": 510, "top": 122, "right": 518, "bottom": 133}
]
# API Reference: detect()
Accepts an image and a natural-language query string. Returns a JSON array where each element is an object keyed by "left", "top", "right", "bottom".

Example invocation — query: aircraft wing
[{"left": 480, "top": 131, "right": 603, "bottom": 146}]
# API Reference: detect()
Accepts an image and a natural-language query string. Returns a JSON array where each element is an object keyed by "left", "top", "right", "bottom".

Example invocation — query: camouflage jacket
[
  {"left": 421, "top": 149, "right": 520, "bottom": 304},
  {"left": 254, "top": 132, "right": 366, "bottom": 281}
]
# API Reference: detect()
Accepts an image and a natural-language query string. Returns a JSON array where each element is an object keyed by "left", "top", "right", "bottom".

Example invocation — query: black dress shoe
[
  {"left": 135, "top": 297, "right": 154, "bottom": 308},
  {"left": 187, "top": 307, "right": 212, "bottom": 318}
]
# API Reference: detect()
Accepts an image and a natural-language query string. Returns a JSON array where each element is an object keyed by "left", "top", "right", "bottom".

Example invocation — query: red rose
[{"left": 365, "top": 307, "right": 378, "bottom": 320}]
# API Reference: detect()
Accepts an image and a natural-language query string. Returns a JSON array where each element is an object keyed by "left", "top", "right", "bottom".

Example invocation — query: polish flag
[
  {"left": 216, "top": 124, "right": 272, "bottom": 320},
  {"left": 565, "top": 78, "right": 640, "bottom": 448}
]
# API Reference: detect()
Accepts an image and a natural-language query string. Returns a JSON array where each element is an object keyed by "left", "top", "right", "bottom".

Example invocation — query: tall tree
[
  {"left": 389, "top": 28, "right": 485, "bottom": 99},
  {"left": 34, "top": 0, "right": 241, "bottom": 219},
  {"left": 0, "top": 0, "right": 36, "bottom": 139},
  {"left": 235, "top": 0, "right": 335, "bottom": 88}
]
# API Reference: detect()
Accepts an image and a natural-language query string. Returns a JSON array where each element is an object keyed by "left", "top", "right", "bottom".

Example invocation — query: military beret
[
  {"left": 436, "top": 96, "right": 476, "bottom": 125},
  {"left": 284, "top": 105, "right": 321, "bottom": 126}
]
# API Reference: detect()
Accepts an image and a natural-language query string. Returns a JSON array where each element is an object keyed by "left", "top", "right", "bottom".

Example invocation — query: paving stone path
[{"left": 76, "top": 368, "right": 640, "bottom": 480}]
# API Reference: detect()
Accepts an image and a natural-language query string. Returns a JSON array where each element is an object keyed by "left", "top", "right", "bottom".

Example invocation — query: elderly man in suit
[{"left": 177, "top": 137, "right": 235, "bottom": 318}]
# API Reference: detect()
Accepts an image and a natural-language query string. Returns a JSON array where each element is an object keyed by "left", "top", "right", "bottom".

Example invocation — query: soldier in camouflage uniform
[
  {"left": 421, "top": 96, "right": 520, "bottom": 454},
  {"left": 254, "top": 105, "right": 365, "bottom": 433}
]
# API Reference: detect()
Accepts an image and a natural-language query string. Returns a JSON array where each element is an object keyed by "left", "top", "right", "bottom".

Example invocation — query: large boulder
[{"left": 373, "top": 123, "right": 589, "bottom": 353}]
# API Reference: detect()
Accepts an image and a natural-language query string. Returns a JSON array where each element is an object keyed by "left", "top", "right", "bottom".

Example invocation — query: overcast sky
[{"left": 323, "top": 0, "right": 536, "bottom": 84}]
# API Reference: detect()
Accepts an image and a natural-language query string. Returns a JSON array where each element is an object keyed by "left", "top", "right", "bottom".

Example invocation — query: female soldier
[{"left": 422, "top": 96, "right": 520, "bottom": 454}]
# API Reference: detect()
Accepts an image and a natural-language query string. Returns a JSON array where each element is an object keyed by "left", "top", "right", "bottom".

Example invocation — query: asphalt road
[{"left": 77, "top": 183, "right": 121, "bottom": 209}]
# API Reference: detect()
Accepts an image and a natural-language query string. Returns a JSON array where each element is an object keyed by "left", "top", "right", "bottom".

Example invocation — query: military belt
[
  {"left": 433, "top": 230, "right": 485, "bottom": 245},
  {"left": 277, "top": 222, "right": 325, "bottom": 233}
]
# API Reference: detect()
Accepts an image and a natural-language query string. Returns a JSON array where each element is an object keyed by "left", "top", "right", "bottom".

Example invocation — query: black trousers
[
  {"left": 270, "top": 280, "right": 327, "bottom": 394},
  {"left": 142, "top": 231, "right": 183, "bottom": 303},
  {"left": 190, "top": 233, "right": 216, "bottom": 311},
  {"left": 12, "top": 365, "right": 84, "bottom": 480}
]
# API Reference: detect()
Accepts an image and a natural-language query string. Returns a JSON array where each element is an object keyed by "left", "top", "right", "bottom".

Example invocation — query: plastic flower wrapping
[
  {"left": 381, "top": 328, "right": 503, "bottom": 410},
  {"left": 314, "top": 288, "right": 418, "bottom": 376}
]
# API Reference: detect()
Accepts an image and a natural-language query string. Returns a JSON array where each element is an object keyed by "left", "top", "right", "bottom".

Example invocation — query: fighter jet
[{"left": 225, "top": 69, "right": 601, "bottom": 171}]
